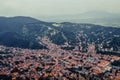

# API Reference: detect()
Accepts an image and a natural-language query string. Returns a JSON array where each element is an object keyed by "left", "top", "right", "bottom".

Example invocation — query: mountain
[
  {"left": 0, "top": 16, "right": 48, "bottom": 49},
  {"left": 0, "top": 16, "right": 120, "bottom": 52},
  {"left": 40, "top": 11, "right": 120, "bottom": 27}
]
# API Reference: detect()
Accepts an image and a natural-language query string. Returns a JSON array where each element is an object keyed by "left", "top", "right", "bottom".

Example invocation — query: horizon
[{"left": 0, "top": 0, "right": 120, "bottom": 17}]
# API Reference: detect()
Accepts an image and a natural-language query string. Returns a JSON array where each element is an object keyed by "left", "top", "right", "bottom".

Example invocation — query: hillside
[{"left": 0, "top": 16, "right": 120, "bottom": 52}]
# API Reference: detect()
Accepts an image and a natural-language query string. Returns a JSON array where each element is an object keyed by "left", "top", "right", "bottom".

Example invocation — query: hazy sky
[{"left": 0, "top": 0, "right": 120, "bottom": 17}]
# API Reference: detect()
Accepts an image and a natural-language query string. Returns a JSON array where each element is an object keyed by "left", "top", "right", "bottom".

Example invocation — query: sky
[{"left": 0, "top": 0, "right": 120, "bottom": 17}]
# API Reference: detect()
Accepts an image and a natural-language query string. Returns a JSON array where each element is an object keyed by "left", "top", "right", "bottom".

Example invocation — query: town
[{"left": 0, "top": 37, "right": 120, "bottom": 80}]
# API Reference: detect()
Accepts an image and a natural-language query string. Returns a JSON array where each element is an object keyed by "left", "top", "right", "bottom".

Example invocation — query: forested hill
[{"left": 0, "top": 16, "right": 120, "bottom": 51}]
